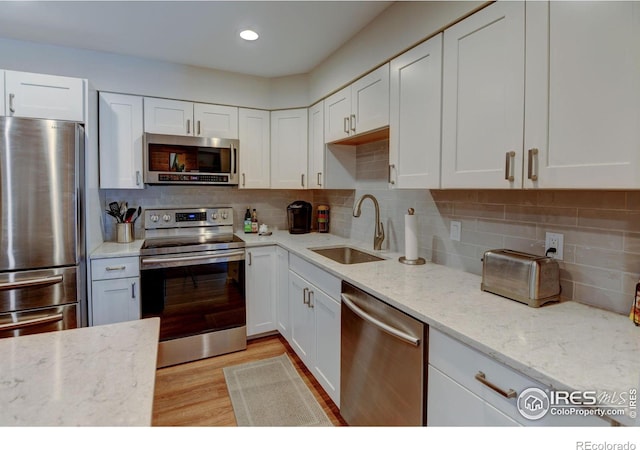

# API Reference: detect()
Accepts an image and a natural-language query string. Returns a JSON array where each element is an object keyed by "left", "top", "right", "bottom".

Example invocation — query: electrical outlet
[
  {"left": 545, "top": 232, "right": 564, "bottom": 260},
  {"left": 450, "top": 221, "right": 461, "bottom": 242}
]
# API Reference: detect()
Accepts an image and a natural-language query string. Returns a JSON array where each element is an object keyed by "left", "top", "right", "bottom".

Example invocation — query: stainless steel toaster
[{"left": 481, "top": 249, "right": 560, "bottom": 307}]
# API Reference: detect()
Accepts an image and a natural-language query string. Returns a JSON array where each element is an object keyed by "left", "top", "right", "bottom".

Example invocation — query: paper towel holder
[{"left": 400, "top": 208, "right": 426, "bottom": 265}]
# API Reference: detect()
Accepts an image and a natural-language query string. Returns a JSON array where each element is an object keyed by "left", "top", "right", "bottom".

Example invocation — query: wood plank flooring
[{"left": 152, "top": 334, "right": 346, "bottom": 426}]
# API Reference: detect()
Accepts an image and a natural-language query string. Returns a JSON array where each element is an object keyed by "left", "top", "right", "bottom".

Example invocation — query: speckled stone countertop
[
  {"left": 242, "top": 231, "right": 640, "bottom": 426},
  {"left": 90, "top": 239, "right": 145, "bottom": 259},
  {"left": 0, "top": 318, "right": 159, "bottom": 426}
]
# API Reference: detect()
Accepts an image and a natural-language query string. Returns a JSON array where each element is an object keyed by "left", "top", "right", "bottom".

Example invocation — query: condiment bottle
[
  {"left": 251, "top": 209, "right": 258, "bottom": 233},
  {"left": 244, "top": 208, "right": 252, "bottom": 233}
]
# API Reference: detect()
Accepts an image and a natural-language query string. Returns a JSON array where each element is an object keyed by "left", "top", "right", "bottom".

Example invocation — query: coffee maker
[{"left": 287, "top": 201, "right": 312, "bottom": 234}]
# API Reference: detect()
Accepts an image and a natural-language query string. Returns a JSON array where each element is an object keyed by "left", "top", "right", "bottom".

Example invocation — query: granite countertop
[
  {"left": 242, "top": 231, "right": 640, "bottom": 426},
  {"left": 89, "top": 231, "right": 640, "bottom": 426},
  {"left": 90, "top": 239, "right": 145, "bottom": 259},
  {"left": 0, "top": 318, "right": 160, "bottom": 426}
]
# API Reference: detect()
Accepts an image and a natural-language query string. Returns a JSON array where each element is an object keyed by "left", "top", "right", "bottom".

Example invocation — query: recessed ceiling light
[{"left": 240, "top": 29, "right": 259, "bottom": 41}]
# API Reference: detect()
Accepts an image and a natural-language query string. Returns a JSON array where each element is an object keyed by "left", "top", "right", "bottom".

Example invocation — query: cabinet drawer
[
  {"left": 289, "top": 254, "right": 340, "bottom": 300},
  {"left": 91, "top": 257, "right": 140, "bottom": 281},
  {"left": 428, "top": 365, "right": 521, "bottom": 426},
  {"left": 429, "top": 328, "right": 609, "bottom": 426}
]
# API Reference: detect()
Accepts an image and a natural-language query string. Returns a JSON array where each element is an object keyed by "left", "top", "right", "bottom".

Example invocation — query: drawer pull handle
[
  {"left": 105, "top": 266, "right": 126, "bottom": 271},
  {"left": 474, "top": 371, "right": 517, "bottom": 399}
]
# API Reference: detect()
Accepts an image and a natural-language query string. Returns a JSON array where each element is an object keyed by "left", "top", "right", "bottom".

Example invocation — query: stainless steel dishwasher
[{"left": 340, "top": 281, "right": 427, "bottom": 426}]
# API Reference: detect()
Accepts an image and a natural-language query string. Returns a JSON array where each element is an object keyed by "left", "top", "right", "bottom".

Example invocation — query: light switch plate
[{"left": 450, "top": 221, "right": 461, "bottom": 242}]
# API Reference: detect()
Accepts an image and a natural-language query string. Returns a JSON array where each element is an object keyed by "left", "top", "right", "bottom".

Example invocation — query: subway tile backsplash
[
  {"left": 100, "top": 138, "right": 640, "bottom": 316},
  {"left": 321, "top": 140, "right": 639, "bottom": 316}
]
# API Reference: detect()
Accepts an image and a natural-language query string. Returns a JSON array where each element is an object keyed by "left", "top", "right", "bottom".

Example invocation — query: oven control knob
[
  {"left": 222, "top": 212, "right": 228, "bottom": 219},
  {"left": 212, "top": 212, "right": 218, "bottom": 220},
  {"left": 162, "top": 214, "right": 171, "bottom": 223},
  {"left": 150, "top": 214, "right": 159, "bottom": 223}
]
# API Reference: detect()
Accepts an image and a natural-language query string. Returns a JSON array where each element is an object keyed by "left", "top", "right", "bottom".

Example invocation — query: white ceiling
[{"left": 0, "top": 1, "right": 393, "bottom": 78}]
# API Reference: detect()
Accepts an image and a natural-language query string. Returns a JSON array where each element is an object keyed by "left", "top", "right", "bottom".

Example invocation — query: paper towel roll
[{"left": 405, "top": 213, "right": 418, "bottom": 261}]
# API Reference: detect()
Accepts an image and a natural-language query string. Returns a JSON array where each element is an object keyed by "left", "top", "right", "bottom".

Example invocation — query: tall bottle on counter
[
  {"left": 244, "top": 208, "right": 252, "bottom": 233},
  {"left": 251, "top": 209, "right": 258, "bottom": 233}
]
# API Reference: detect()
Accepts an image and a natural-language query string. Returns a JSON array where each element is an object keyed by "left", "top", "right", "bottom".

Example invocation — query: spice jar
[{"left": 317, "top": 205, "right": 330, "bottom": 233}]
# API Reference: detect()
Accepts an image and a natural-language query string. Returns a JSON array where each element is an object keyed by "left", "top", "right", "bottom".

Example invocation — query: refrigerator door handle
[
  {"left": 0, "top": 274, "right": 63, "bottom": 291},
  {"left": 0, "top": 313, "right": 64, "bottom": 331}
]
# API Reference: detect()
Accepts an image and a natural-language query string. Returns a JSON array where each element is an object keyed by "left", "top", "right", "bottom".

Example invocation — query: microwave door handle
[{"left": 232, "top": 145, "right": 237, "bottom": 175}]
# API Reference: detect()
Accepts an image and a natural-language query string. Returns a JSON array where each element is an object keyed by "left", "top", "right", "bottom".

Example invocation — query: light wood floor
[{"left": 152, "top": 334, "right": 347, "bottom": 426}]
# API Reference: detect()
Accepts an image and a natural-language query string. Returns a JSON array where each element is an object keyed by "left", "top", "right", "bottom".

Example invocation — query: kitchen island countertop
[{"left": 0, "top": 318, "right": 159, "bottom": 426}]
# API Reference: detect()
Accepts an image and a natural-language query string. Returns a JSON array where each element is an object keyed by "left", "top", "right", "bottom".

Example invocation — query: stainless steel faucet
[{"left": 353, "top": 194, "right": 385, "bottom": 250}]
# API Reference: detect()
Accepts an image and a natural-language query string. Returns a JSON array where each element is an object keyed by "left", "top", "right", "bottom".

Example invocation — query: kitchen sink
[{"left": 310, "top": 246, "right": 385, "bottom": 264}]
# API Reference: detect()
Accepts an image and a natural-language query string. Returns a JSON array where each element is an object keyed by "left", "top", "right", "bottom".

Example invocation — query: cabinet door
[
  {"left": 308, "top": 101, "right": 325, "bottom": 189},
  {"left": 238, "top": 108, "right": 270, "bottom": 188},
  {"left": 525, "top": 1, "right": 640, "bottom": 188},
  {"left": 427, "top": 365, "right": 521, "bottom": 426},
  {"left": 5, "top": 70, "right": 84, "bottom": 122},
  {"left": 441, "top": 1, "right": 525, "bottom": 188},
  {"left": 275, "top": 247, "right": 290, "bottom": 340},
  {"left": 92, "top": 277, "right": 140, "bottom": 326},
  {"left": 270, "top": 108, "right": 308, "bottom": 189},
  {"left": 143, "top": 97, "right": 193, "bottom": 136},
  {"left": 389, "top": 34, "right": 443, "bottom": 189},
  {"left": 194, "top": 103, "right": 238, "bottom": 139},
  {"left": 351, "top": 63, "right": 390, "bottom": 136},
  {"left": 98, "top": 92, "right": 144, "bottom": 189},
  {"left": 289, "top": 270, "right": 315, "bottom": 368},
  {"left": 311, "top": 287, "right": 340, "bottom": 407},
  {"left": 246, "top": 246, "right": 277, "bottom": 337},
  {"left": 324, "top": 86, "right": 351, "bottom": 143}
]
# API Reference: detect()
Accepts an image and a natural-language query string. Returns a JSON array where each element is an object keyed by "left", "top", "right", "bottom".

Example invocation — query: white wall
[
  {"left": 308, "top": 1, "right": 486, "bottom": 103},
  {"left": 0, "top": 37, "right": 300, "bottom": 109}
]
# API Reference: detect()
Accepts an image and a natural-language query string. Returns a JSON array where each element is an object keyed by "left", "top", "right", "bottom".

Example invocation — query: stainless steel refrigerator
[{"left": 0, "top": 116, "right": 84, "bottom": 337}]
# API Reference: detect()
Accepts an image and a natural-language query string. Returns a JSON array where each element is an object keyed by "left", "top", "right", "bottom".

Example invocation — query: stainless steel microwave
[{"left": 143, "top": 132, "right": 239, "bottom": 185}]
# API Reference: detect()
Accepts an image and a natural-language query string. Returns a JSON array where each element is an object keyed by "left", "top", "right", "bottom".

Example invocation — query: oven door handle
[{"left": 141, "top": 249, "right": 246, "bottom": 266}]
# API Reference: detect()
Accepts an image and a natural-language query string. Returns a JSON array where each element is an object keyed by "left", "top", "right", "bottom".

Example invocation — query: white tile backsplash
[{"left": 100, "top": 138, "right": 640, "bottom": 316}]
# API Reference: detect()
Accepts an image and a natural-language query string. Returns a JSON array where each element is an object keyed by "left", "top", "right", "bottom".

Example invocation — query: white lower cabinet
[
  {"left": 246, "top": 246, "right": 277, "bottom": 337},
  {"left": 428, "top": 328, "right": 609, "bottom": 427},
  {"left": 90, "top": 256, "right": 140, "bottom": 326},
  {"left": 288, "top": 254, "right": 340, "bottom": 407}
]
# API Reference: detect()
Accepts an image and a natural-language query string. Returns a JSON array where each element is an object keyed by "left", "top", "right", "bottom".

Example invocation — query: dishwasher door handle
[{"left": 341, "top": 293, "right": 420, "bottom": 347}]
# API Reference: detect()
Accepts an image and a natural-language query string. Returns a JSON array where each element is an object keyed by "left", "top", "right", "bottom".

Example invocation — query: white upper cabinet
[
  {"left": 144, "top": 97, "right": 238, "bottom": 138},
  {"left": 4, "top": 70, "right": 84, "bottom": 122},
  {"left": 270, "top": 108, "right": 308, "bottom": 189},
  {"left": 324, "top": 63, "right": 390, "bottom": 143},
  {"left": 143, "top": 97, "right": 193, "bottom": 135},
  {"left": 193, "top": 103, "right": 238, "bottom": 139},
  {"left": 238, "top": 108, "right": 270, "bottom": 189},
  {"left": 324, "top": 86, "right": 351, "bottom": 143},
  {"left": 524, "top": 1, "right": 640, "bottom": 188},
  {"left": 98, "top": 92, "right": 144, "bottom": 189},
  {"left": 389, "top": 33, "right": 443, "bottom": 189},
  {"left": 441, "top": 1, "right": 525, "bottom": 189},
  {"left": 308, "top": 101, "right": 325, "bottom": 189}
]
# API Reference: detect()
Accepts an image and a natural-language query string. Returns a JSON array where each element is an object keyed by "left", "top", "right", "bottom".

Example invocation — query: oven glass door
[{"left": 141, "top": 259, "right": 245, "bottom": 342}]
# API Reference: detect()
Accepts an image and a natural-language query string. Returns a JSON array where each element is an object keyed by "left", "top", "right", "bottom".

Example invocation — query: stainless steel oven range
[{"left": 139, "top": 207, "right": 246, "bottom": 368}]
